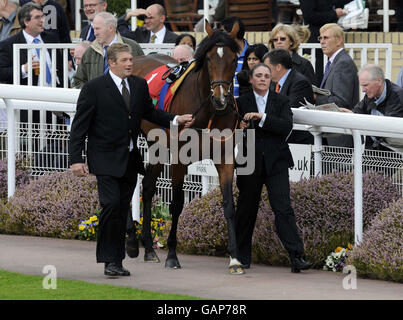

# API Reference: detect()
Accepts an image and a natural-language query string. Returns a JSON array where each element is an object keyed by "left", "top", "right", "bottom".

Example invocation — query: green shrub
[
  {"left": 177, "top": 172, "right": 400, "bottom": 269},
  {"left": 347, "top": 198, "right": 403, "bottom": 283},
  {"left": 107, "top": 0, "right": 130, "bottom": 18}
]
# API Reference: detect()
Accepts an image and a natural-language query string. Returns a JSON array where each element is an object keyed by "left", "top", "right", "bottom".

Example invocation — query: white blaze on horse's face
[
  {"left": 217, "top": 47, "right": 224, "bottom": 58},
  {"left": 216, "top": 47, "right": 225, "bottom": 104}
]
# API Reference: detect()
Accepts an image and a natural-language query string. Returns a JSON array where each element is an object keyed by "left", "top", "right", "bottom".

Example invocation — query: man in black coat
[
  {"left": 235, "top": 63, "right": 312, "bottom": 273},
  {"left": 117, "top": 4, "right": 177, "bottom": 43},
  {"left": 263, "top": 49, "right": 314, "bottom": 144},
  {"left": 69, "top": 43, "right": 193, "bottom": 277}
]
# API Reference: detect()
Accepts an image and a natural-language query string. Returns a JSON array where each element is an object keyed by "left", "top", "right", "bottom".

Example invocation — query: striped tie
[
  {"left": 150, "top": 34, "right": 157, "bottom": 43},
  {"left": 103, "top": 45, "right": 109, "bottom": 74},
  {"left": 33, "top": 38, "right": 51, "bottom": 84}
]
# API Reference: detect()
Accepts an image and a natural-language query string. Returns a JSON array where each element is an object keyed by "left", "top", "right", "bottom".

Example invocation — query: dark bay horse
[{"left": 131, "top": 22, "right": 244, "bottom": 274}]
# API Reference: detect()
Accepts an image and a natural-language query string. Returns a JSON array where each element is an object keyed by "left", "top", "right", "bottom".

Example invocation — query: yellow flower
[
  {"left": 89, "top": 216, "right": 98, "bottom": 222},
  {"left": 79, "top": 225, "right": 85, "bottom": 231},
  {"left": 348, "top": 243, "right": 353, "bottom": 250},
  {"left": 335, "top": 247, "right": 343, "bottom": 253}
]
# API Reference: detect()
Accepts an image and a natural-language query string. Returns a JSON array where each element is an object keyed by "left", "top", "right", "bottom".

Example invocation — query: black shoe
[
  {"left": 104, "top": 262, "right": 130, "bottom": 276},
  {"left": 126, "top": 235, "right": 139, "bottom": 258},
  {"left": 290, "top": 257, "right": 312, "bottom": 273}
]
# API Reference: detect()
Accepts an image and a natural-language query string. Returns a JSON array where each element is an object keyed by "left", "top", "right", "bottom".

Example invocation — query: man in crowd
[
  {"left": 235, "top": 63, "right": 312, "bottom": 273},
  {"left": 0, "top": 0, "right": 21, "bottom": 41},
  {"left": 80, "top": 0, "right": 107, "bottom": 41},
  {"left": 117, "top": 3, "right": 177, "bottom": 44},
  {"left": 172, "top": 44, "right": 194, "bottom": 63},
  {"left": 73, "top": 11, "right": 143, "bottom": 88},
  {"left": 20, "top": 0, "right": 71, "bottom": 44},
  {"left": 263, "top": 48, "right": 314, "bottom": 144},
  {"left": 315, "top": 23, "right": 359, "bottom": 147},
  {"left": 69, "top": 43, "right": 194, "bottom": 277},
  {"left": 341, "top": 64, "right": 403, "bottom": 151}
]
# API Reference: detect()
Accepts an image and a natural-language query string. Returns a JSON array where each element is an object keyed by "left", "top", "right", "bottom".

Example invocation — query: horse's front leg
[
  {"left": 216, "top": 162, "right": 244, "bottom": 275},
  {"left": 165, "top": 163, "right": 187, "bottom": 269}
]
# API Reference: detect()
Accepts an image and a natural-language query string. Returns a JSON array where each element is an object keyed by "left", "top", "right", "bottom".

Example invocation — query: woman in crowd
[
  {"left": 268, "top": 23, "right": 316, "bottom": 85},
  {"left": 236, "top": 43, "right": 269, "bottom": 96},
  {"left": 175, "top": 33, "right": 196, "bottom": 50}
]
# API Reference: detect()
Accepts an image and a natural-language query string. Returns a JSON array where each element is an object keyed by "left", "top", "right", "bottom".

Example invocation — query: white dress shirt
[
  {"left": 150, "top": 26, "right": 166, "bottom": 44},
  {"left": 253, "top": 90, "right": 269, "bottom": 127},
  {"left": 21, "top": 30, "right": 53, "bottom": 86}
]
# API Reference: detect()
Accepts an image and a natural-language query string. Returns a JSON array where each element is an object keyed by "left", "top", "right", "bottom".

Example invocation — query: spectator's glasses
[{"left": 272, "top": 37, "right": 287, "bottom": 42}]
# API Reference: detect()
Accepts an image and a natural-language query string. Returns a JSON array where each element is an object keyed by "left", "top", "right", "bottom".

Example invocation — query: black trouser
[
  {"left": 95, "top": 153, "right": 137, "bottom": 263},
  {"left": 235, "top": 168, "right": 304, "bottom": 265}
]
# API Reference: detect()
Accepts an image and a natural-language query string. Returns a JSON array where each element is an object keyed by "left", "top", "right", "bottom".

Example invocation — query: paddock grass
[{"left": 0, "top": 270, "right": 202, "bottom": 300}]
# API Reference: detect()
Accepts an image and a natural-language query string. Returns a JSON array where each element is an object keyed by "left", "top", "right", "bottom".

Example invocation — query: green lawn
[{"left": 0, "top": 270, "right": 202, "bottom": 300}]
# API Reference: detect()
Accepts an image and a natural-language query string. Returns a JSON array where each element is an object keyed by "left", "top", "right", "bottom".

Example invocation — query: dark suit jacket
[
  {"left": 279, "top": 69, "right": 314, "bottom": 144},
  {"left": 316, "top": 49, "right": 359, "bottom": 110},
  {"left": 299, "top": 0, "right": 350, "bottom": 42},
  {"left": 291, "top": 51, "right": 316, "bottom": 85},
  {"left": 0, "top": 30, "right": 63, "bottom": 86},
  {"left": 117, "top": 18, "right": 178, "bottom": 43},
  {"left": 80, "top": 24, "right": 91, "bottom": 41},
  {"left": 69, "top": 73, "right": 175, "bottom": 178},
  {"left": 237, "top": 90, "right": 294, "bottom": 176}
]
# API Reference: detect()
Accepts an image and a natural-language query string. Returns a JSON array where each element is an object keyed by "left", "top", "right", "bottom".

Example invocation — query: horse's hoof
[
  {"left": 229, "top": 265, "right": 245, "bottom": 275},
  {"left": 165, "top": 258, "right": 181, "bottom": 269},
  {"left": 144, "top": 250, "right": 160, "bottom": 263},
  {"left": 125, "top": 237, "right": 139, "bottom": 258}
]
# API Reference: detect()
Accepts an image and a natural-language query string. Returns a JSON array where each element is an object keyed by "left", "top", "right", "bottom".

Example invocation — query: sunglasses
[{"left": 272, "top": 37, "right": 287, "bottom": 42}]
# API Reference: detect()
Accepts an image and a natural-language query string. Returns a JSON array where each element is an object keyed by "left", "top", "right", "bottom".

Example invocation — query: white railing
[
  {"left": 2, "top": 83, "right": 403, "bottom": 245},
  {"left": 298, "top": 43, "right": 393, "bottom": 80}
]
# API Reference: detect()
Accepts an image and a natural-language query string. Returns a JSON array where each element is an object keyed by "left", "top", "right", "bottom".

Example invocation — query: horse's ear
[
  {"left": 229, "top": 22, "right": 240, "bottom": 39},
  {"left": 205, "top": 19, "right": 214, "bottom": 37}
]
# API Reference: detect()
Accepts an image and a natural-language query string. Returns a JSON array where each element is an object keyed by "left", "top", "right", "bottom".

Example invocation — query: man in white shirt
[
  {"left": 80, "top": 0, "right": 107, "bottom": 41},
  {"left": 117, "top": 4, "right": 178, "bottom": 44}
]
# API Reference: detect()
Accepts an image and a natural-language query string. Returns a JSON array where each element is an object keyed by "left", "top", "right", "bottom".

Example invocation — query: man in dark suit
[
  {"left": 0, "top": 2, "right": 63, "bottom": 123},
  {"left": 79, "top": 0, "right": 107, "bottom": 41},
  {"left": 263, "top": 49, "right": 314, "bottom": 144},
  {"left": 117, "top": 4, "right": 177, "bottom": 43},
  {"left": 0, "top": 2, "right": 62, "bottom": 85},
  {"left": 69, "top": 43, "right": 193, "bottom": 277},
  {"left": 235, "top": 63, "right": 312, "bottom": 273},
  {"left": 316, "top": 23, "right": 359, "bottom": 147}
]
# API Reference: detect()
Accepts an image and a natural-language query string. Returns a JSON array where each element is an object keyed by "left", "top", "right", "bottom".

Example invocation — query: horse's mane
[{"left": 194, "top": 29, "right": 240, "bottom": 72}]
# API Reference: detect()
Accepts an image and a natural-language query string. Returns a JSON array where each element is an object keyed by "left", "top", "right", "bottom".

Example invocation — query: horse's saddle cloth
[{"left": 144, "top": 60, "right": 195, "bottom": 112}]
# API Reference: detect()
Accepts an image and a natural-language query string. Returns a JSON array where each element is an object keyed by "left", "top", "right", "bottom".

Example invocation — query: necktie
[
  {"left": 320, "top": 60, "right": 332, "bottom": 88},
  {"left": 33, "top": 38, "right": 51, "bottom": 84},
  {"left": 121, "top": 79, "right": 130, "bottom": 110},
  {"left": 87, "top": 26, "right": 95, "bottom": 42},
  {"left": 150, "top": 34, "right": 157, "bottom": 43},
  {"left": 275, "top": 82, "right": 281, "bottom": 93},
  {"left": 103, "top": 45, "right": 109, "bottom": 74}
]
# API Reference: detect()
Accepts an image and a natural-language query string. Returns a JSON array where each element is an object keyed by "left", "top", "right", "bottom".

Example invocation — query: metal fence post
[
  {"left": 5, "top": 99, "right": 16, "bottom": 198},
  {"left": 352, "top": 130, "right": 363, "bottom": 244}
]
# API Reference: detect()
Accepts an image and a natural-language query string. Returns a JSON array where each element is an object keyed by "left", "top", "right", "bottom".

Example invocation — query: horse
[{"left": 130, "top": 21, "right": 245, "bottom": 274}]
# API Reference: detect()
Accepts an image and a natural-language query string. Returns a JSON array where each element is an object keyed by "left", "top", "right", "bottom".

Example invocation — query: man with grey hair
[
  {"left": 73, "top": 11, "right": 143, "bottom": 88},
  {"left": 0, "top": 0, "right": 21, "bottom": 41},
  {"left": 172, "top": 44, "right": 194, "bottom": 63},
  {"left": 341, "top": 64, "right": 403, "bottom": 150}
]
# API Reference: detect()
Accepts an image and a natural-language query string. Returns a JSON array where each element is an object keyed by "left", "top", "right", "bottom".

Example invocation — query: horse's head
[{"left": 195, "top": 21, "right": 240, "bottom": 113}]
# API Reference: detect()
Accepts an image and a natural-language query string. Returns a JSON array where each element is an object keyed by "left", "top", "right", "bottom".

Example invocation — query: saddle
[{"left": 144, "top": 60, "right": 195, "bottom": 112}]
